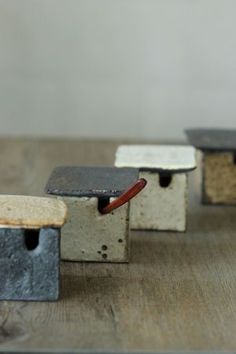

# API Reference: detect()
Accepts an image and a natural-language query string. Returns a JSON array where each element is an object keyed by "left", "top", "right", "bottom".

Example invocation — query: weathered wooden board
[{"left": 0, "top": 138, "right": 235, "bottom": 353}]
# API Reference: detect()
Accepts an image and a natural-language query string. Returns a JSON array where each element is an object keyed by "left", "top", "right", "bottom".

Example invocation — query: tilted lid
[
  {"left": 46, "top": 166, "right": 139, "bottom": 198},
  {"left": 185, "top": 128, "right": 236, "bottom": 152},
  {"left": 115, "top": 145, "right": 196, "bottom": 173},
  {"left": 0, "top": 195, "right": 67, "bottom": 229}
]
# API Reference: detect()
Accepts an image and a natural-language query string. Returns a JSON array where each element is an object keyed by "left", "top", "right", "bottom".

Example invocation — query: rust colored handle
[{"left": 100, "top": 178, "right": 147, "bottom": 215}]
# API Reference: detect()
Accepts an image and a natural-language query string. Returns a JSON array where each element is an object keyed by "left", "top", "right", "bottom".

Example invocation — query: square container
[
  {"left": 115, "top": 145, "right": 196, "bottom": 231},
  {"left": 46, "top": 166, "right": 139, "bottom": 262},
  {"left": 0, "top": 195, "right": 67, "bottom": 301},
  {"left": 186, "top": 128, "right": 236, "bottom": 204}
]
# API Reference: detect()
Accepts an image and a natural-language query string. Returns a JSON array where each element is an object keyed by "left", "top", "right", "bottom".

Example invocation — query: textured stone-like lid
[
  {"left": 115, "top": 145, "right": 196, "bottom": 172},
  {"left": 46, "top": 166, "right": 139, "bottom": 197},
  {"left": 0, "top": 195, "right": 67, "bottom": 229},
  {"left": 185, "top": 128, "right": 236, "bottom": 152}
]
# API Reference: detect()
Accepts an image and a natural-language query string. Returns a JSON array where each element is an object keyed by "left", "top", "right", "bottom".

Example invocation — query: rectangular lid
[
  {"left": 185, "top": 128, "right": 236, "bottom": 152},
  {"left": 0, "top": 195, "right": 67, "bottom": 229},
  {"left": 115, "top": 145, "right": 196, "bottom": 172},
  {"left": 46, "top": 166, "right": 139, "bottom": 198}
]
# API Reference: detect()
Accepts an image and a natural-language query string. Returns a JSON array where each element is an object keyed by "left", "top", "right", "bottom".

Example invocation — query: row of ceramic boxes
[{"left": 0, "top": 128, "right": 235, "bottom": 301}]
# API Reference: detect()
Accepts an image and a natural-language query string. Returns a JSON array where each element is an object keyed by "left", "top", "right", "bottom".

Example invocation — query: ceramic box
[
  {"left": 46, "top": 166, "right": 139, "bottom": 262},
  {"left": 115, "top": 145, "right": 196, "bottom": 231},
  {"left": 186, "top": 129, "right": 236, "bottom": 205},
  {"left": 0, "top": 196, "right": 67, "bottom": 301}
]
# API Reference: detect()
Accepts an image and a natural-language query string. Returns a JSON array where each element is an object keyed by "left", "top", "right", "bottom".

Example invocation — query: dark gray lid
[
  {"left": 46, "top": 166, "right": 139, "bottom": 198},
  {"left": 185, "top": 128, "right": 236, "bottom": 152}
]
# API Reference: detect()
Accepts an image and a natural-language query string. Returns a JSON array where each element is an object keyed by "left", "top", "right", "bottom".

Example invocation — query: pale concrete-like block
[
  {"left": 115, "top": 145, "right": 196, "bottom": 231},
  {"left": 129, "top": 171, "right": 187, "bottom": 231},
  {"left": 46, "top": 166, "right": 138, "bottom": 262},
  {"left": 59, "top": 197, "right": 129, "bottom": 262},
  {"left": 203, "top": 152, "right": 236, "bottom": 205}
]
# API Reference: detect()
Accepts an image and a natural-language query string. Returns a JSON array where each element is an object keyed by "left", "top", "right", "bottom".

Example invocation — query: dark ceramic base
[{"left": 0, "top": 227, "right": 60, "bottom": 301}]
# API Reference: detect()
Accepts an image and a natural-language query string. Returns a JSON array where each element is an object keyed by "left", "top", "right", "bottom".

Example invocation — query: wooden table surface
[{"left": 0, "top": 138, "right": 235, "bottom": 354}]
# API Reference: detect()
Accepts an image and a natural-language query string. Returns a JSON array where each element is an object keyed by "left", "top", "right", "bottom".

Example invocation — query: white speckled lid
[{"left": 115, "top": 145, "right": 197, "bottom": 172}]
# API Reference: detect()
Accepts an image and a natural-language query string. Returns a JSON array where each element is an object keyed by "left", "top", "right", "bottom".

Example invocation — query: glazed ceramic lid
[
  {"left": 46, "top": 166, "right": 139, "bottom": 198},
  {"left": 115, "top": 145, "right": 196, "bottom": 173},
  {"left": 0, "top": 195, "right": 67, "bottom": 229},
  {"left": 185, "top": 128, "right": 236, "bottom": 152}
]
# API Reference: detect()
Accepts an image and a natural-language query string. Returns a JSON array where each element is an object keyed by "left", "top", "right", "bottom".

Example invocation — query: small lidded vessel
[
  {"left": 0, "top": 195, "right": 67, "bottom": 301},
  {"left": 186, "top": 128, "right": 236, "bottom": 205},
  {"left": 46, "top": 166, "right": 141, "bottom": 263},
  {"left": 115, "top": 145, "right": 196, "bottom": 231}
]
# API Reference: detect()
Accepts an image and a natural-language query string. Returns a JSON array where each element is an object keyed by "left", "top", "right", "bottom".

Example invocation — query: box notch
[
  {"left": 159, "top": 173, "right": 172, "bottom": 188},
  {"left": 24, "top": 229, "right": 40, "bottom": 251}
]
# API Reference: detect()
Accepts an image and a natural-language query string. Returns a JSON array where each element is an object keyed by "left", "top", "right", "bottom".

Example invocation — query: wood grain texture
[{"left": 0, "top": 138, "right": 235, "bottom": 353}]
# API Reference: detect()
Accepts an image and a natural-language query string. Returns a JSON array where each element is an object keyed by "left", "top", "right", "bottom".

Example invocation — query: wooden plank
[{"left": 0, "top": 138, "right": 235, "bottom": 353}]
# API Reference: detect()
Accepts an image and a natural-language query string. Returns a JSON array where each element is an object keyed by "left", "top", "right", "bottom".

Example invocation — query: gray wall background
[{"left": 0, "top": 0, "right": 235, "bottom": 140}]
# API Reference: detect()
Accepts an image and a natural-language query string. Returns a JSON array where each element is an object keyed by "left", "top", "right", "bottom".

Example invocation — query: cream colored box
[
  {"left": 186, "top": 128, "right": 236, "bottom": 205},
  {"left": 202, "top": 152, "right": 236, "bottom": 204},
  {"left": 115, "top": 145, "right": 196, "bottom": 231},
  {"left": 46, "top": 166, "right": 139, "bottom": 262},
  {"left": 59, "top": 196, "right": 129, "bottom": 262}
]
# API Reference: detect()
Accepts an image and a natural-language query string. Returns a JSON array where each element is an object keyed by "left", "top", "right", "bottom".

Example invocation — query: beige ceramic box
[
  {"left": 46, "top": 166, "right": 139, "bottom": 262},
  {"left": 186, "top": 128, "right": 236, "bottom": 205},
  {"left": 115, "top": 145, "right": 196, "bottom": 231}
]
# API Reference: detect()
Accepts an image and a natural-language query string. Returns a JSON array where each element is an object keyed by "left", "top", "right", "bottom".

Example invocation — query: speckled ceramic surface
[
  {"left": 115, "top": 145, "right": 195, "bottom": 231},
  {"left": 46, "top": 167, "right": 135, "bottom": 262},
  {"left": 115, "top": 145, "right": 196, "bottom": 172},
  {"left": 0, "top": 195, "right": 67, "bottom": 229},
  {"left": 202, "top": 152, "right": 236, "bottom": 204},
  {"left": 129, "top": 171, "right": 187, "bottom": 231},
  {"left": 59, "top": 196, "right": 129, "bottom": 263},
  {"left": 0, "top": 227, "right": 60, "bottom": 301}
]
